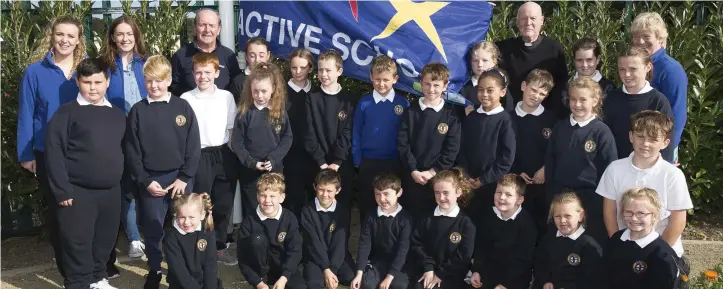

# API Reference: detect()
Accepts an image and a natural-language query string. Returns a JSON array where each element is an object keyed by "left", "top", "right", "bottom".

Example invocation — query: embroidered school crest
[
  {"left": 197, "top": 239, "right": 208, "bottom": 251},
  {"left": 584, "top": 140, "right": 596, "bottom": 153},
  {"left": 449, "top": 232, "right": 462, "bottom": 244},
  {"left": 277, "top": 232, "right": 287, "bottom": 243},
  {"left": 394, "top": 104, "right": 404, "bottom": 115},
  {"left": 567, "top": 253, "right": 581, "bottom": 266},
  {"left": 338, "top": 110, "right": 348, "bottom": 121},
  {"left": 437, "top": 123, "right": 449, "bottom": 135},
  {"left": 542, "top": 128, "right": 552, "bottom": 139},
  {"left": 274, "top": 124, "right": 282, "bottom": 134},
  {"left": 329, "top": 223, "right": 336, "bottom": 233},
  {"left": 633, "top": 261, "right": 647, "bottom": 274},
  {"left": 175, "top": 115, "right": 186, "bottom": 126}
]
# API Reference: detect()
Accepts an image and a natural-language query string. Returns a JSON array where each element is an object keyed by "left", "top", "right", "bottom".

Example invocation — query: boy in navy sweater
[
  {"left": 45, "top": 58, "right": 126, "bottom": 289},
  {"left": 509, "top": 69, "right": 557, "bottom": 234},
  {"left": 300, "top": 169, "right": 356, "bottom": 289},
  {"left": 238, "top": 173, "right": 305, "bottom": 289},
  {"left": 397, "top": 63, "right": 461, "bottom": 219},
  {"left": 125, "top": 55, "right": 201, "bottom": 289},
  {"left": 351, "top": 173, "right": 413, "bottom": 289},
  {"left": 352, "top": 55, "right": 410, "bottom": 215},
  {"left": 304, "top": 50, "right": 356, "bottom": 210}
]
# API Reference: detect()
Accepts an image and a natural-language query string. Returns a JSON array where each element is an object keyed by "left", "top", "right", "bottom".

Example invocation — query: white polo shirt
[
  {"left": 181, "top": 86, "right": 237, "bottom": 148},
  {"left": 596, "top": 152, "right": 692, "bottom": 257}
]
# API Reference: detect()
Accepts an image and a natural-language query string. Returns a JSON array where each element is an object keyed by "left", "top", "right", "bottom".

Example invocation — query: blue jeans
[{"left": 120, "top": 198, "right": 141, "bottom": 241}]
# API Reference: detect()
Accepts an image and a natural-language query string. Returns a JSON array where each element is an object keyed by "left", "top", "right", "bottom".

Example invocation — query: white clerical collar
[
  {"left": 569, "top": 114, "right": 596, "bottom": 127},
  {"left": 254, "top": 102, "right": 268, "bottom": 111},
  {"left": 76, "top": 93, "right": 112, "bottom": 108},
  {"left": 556, "top": 226, "right": 586, "bottom": 240},
  {"left": 257, "top": 205, "right": 283, "bottom": 221},
  {"left": 515, "top": 102, "right": 544, "bottom": 117},
  {"left": 321, "top": 84, "right": 343, "bottom": 95},
  {"left": 574, "top": 70, "right": 603, "bottom": 82},
  {"left": 244, "top": 67, "right": 251, "bottom": 75},
  {"left": 147, "top": 92, "right": 172, "bottom": 103},
  {"left": 173, "top": 219, "right": 202, "bottom": 235},
  {"left": 314, "top": 198, "right": 337, "bottom": 212},
  {"left": 373, "top": 89, "right": 396, "bottom": 103},
  {"left": 476, "top": 104, "right": 504, "bottom": 115},
  {"left": 470, "top": 75, "right": 479, "bottom": 87},
  {"left": 377, "top": 205, "right": 403, "bottom": 217},
  {"left": 622, "top": 81, "right": 654, "bottom": 95},
  {"left": 492, "top": 206, "right": 522, "bottom": 221},
  {"left": 418, "top": 97, "right": 444, "bottom": 112},
  {"left": 620, "top": 229, "right": 660, "bottom": 249},
  {"left": 192, "top": 85, "right": 218, "bottom": 98},
  {"left": 434, "top": 205, "right": 460, "bottom": 217},
  {"left": 288, "top": 79, "right": 311, "bottom": 93}
]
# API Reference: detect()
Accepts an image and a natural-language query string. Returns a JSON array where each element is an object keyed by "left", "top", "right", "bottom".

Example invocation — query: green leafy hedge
[{"left": 2, "top": 1, "right": 722, "bottom": 237}]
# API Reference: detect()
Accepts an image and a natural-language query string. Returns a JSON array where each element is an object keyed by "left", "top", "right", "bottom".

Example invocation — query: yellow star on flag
[{"left": 371, "top": 0, "right": 450, "bottom": 62}]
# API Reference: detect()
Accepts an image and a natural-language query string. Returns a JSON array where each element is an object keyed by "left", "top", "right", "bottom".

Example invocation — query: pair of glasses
[{"left": 623, "top": 211, "right": 654, "bottom": 219}]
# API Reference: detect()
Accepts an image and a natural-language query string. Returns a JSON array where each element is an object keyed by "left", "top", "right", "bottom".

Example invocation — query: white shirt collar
[
  {"left": 373, "top": 89, "right": 396, "bottom": 104},
  {"left": 476, "top": 104, "right": 504, "bottom": 115},
  {"left": 147, "top": 92, "right": 172, "bottom": 103},
  {"left": 244, "top": 67, "right": 251, "bottom": 75},
  {"left": 256, "top": 205, "right": 283, "bottom": 221},
  {"left": 191, "top": 85, "right": 218, "bottom": 98},
  {"left": 620, "top": 229, "right": 660, "bottom": 249},
  {"left": 288, "top": 79, "right": 311, "bottom": 93},
  {"left": 628, "top": 152, "right": 664, "bottom": 174},
  {"left": 321, "top": 84, "right": 343, "bottom": 95},
  {"left": 173, "top": 219, "right": 202, "bottom": 235},
  {"left": 254, "top": 102, "right": 268, "bottom": 111},
  {"left": 314, "top": 198, "right": 337, "bottom": 212},
  {"left": 569, "top": 114, "right": 596, "bottom": 127},
  {"left": 377, "top": 205, "right": 403, "bottom": 217},
  {"left": 470, "top": 75, "right": 479, "bottom": 87},
  {"left": 433, "top": 205, "right": 460, "bottom": 217},
  {"left": 556, "top": 226, "right": 586, "bottom": 240},
  {"left": 574, "top": 70, "right": 603, "bottom": 82},
  {"left": 76, "top": 93, "right": 112, "bottom": 108},
  {"left": 418, "top": 97, "right": 445, "bottom": 112},
  {"left": 492, "top": 206, "right": 523, "bottom": 221},
  {"left": 515, "top": 102, "right": 544, "bottom": 117},
  {"left": 622, "top": 81, "right": 654, "bottom": 94}
]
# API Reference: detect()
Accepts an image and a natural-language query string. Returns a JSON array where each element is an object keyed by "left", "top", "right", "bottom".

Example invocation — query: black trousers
[
  {"left": 194, "top": 145, "right": 238, "bottom": 250},
  {"left": 242, "top": 233, "right": 305, "bottom": 289},
  {"left": 283, "top": 152, "right": 316, "bottom": 216},
  {"left": 408, "top": 272, "right": 468, "bottom": 289},
  {"left": 522, "top": 183, "right": 549, "bottom": 239},
  {"left": 361, "top": 262, "right": 408, "bottom": 289},
  {"left": 57, "top": 184, "right": 121, "bottom": 289},
  {"left": 303, "top": 252, "right": 356, "bottom": 289},
  {"left": 35, "top": 150, "right": 65, "bottom": 278},
  {"left": 400, "top": 171, "right": 436, "bottom": 220},
  {"left": 357, "top": 158, "right": 402, "bottom": 217}
]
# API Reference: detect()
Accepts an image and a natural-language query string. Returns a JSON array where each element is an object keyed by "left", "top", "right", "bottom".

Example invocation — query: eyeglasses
[{"left": 623, "top": 211, "right": 654, "bottom": 219}]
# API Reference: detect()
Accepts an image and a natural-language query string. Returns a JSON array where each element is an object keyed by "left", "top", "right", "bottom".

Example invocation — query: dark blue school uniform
[
  {"left": 283, "top": 80, "right": 314, "bottom": 215},
  {"left": 356, "top": 206, "right": 412, "bottom": 289},
  {"left": 533, "top": 228, "right": 604, "bottom": 289},
  {"left": 604, "top": 229, "right": 680, "bottom": 289}
]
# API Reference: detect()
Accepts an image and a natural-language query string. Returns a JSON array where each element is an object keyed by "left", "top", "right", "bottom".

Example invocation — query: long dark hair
[{"left": 100, "top": 15, "right": 148, "bottom": 72}]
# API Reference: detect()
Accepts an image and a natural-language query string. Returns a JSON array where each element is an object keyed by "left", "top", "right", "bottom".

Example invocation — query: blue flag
[{"left": 237, "top": 1, "right": 493, "bottom": 95}]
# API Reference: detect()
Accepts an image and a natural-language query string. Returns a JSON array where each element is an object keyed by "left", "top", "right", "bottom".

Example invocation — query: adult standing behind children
[
  {"left": 17, "top": 15, "right": 85, "bottom": 279},
  {"left": 100, "top": 15, "right": 148, "bottom": 276},
  {"left": 497, "top": 2, "right": 569, "bottom": 118},
  {"left": 170, "top": 9, "right": 241, "bottom": 96}
]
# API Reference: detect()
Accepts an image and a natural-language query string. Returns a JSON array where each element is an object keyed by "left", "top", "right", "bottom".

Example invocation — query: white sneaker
[
  {"left": 128, "top": 240, "right": 145, "bottom": 258},
  {"left": 90, "top": 278, "right": 117, "bottom": 289}
]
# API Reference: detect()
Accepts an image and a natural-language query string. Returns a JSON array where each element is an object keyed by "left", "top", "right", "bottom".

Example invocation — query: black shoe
[
  {"left": 106, "top": 264, "right": 120, "bottom": 280},
  {"left": 144, "top": 271, "right": 162, "bottom": 289}
]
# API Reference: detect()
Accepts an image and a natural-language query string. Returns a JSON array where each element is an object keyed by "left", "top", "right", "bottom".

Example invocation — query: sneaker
[
  {"left": 217, "top": 248, "right": 238, "bottom": 266},
  {"left": 143, "top": 271, "right": 162, "bottom": 289},
  {"left": 128, "top": 240, "right": 146, "bottom": 258},
  {"left": 90, "top": 278, "right": 117, "bottom": 289},
  {"left": 106, "top": 264, "right": 120, "bottom": 280}
]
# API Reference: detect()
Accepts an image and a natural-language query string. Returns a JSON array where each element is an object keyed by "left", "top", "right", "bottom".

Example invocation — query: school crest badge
[
  {"left": 175, "top": 115, "right": 186, "bottom": 126},
  {"left": 437, "top": 123, "right": 449, "bottom": 135},
  {"left": 394, "top": 104, "right": 404, "bottom": 115},
  {"left": 197, "top": 239, "right": 208, "bottom": 251},
  {"left": 567, "top": 253, "right": 581, "bottom": 266},
  {"left": 449, "top": 232, "right": 462, "bottom": 244},
  {"left": 633, "top": 261, "right": 647, "bottom": 274},
  {"left": 275, "top": 124, "right": 282, "bottom": 134},
  {"left": 278, "top": 232, "right": 287, "bottom": 243},
  {"left": 329, "top": 223, "right": 336, "bottom": 233},
  {"left": 542, "top": 128, "right": 552, "bottom": 139},
  {"left": 338, "top": 110, "right": 348, "bottom": 121},
  {"left": 584, "top": 140, "right": 596, "bottom": 153}
]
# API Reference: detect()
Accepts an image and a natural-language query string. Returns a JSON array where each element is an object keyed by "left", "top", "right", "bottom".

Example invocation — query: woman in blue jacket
[
  {"left": 99, "top": 15, "right": 148, "bottom": 278},
  {"left": 17, "top": 15, "right": 86, "bottom": 279}
]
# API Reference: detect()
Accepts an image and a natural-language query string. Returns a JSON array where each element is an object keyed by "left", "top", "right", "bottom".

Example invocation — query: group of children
[{"left": 45, "top": 25, "right": 691, "bottom": 288}]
